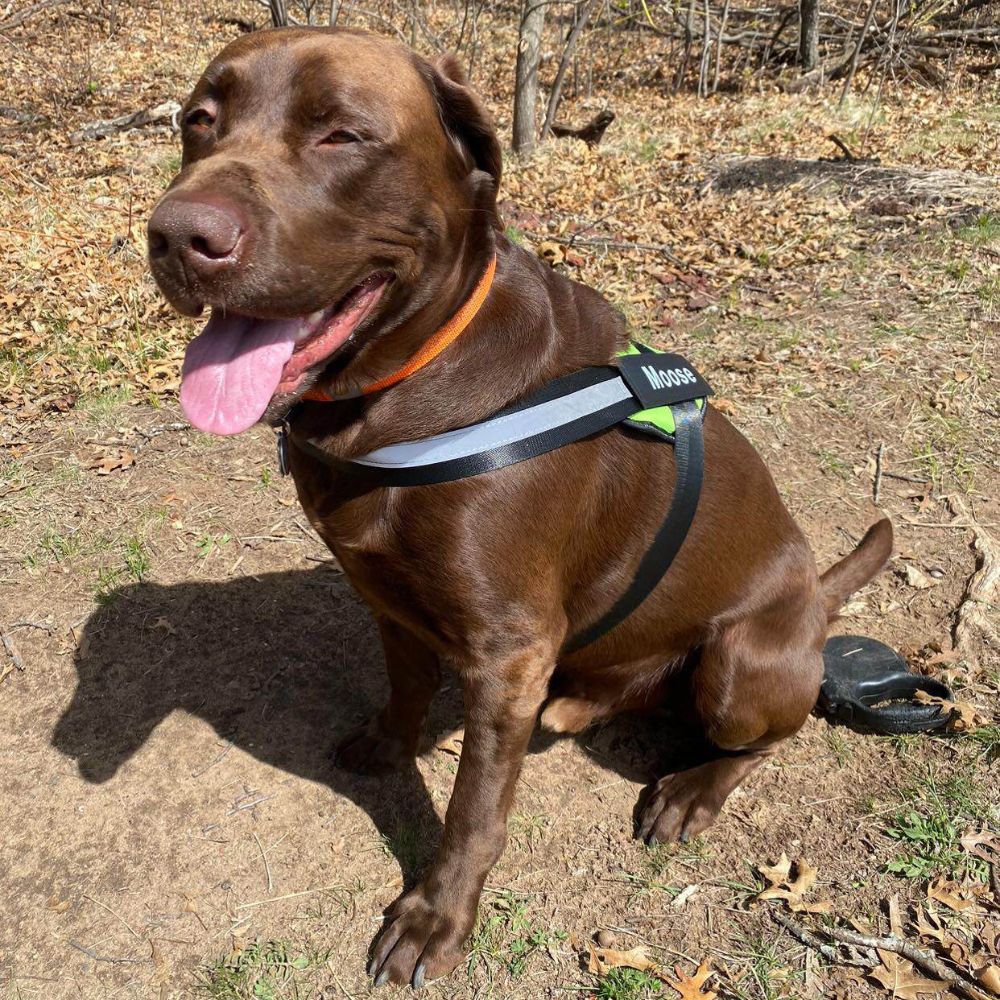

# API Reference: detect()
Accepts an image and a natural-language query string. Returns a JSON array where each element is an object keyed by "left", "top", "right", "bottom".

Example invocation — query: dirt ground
[{"left": 1, "top": 0, "right": 999, "bottom": 997}]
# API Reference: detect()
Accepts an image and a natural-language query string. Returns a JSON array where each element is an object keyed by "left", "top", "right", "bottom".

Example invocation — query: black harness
[{"left": 283, "top": 343, "right": 710, "bottom": 652}]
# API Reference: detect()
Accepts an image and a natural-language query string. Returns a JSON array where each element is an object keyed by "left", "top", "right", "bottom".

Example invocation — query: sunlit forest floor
[{"left": 1, "top": 2, "right": 998, "bottom": 997}]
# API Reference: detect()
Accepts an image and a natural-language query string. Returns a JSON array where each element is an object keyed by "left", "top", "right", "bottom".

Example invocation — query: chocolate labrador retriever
[{"left": 147, "top": 27, "right": 892, "bottom": 988}]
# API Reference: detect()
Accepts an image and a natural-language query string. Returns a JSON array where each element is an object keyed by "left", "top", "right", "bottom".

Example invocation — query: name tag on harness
[{"left": 617, "top": 352, "right": 713, "bottom": 410}]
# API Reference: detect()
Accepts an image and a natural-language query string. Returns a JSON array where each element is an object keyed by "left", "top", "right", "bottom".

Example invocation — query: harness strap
[
  {"left": 287, "top": 345, "right": 712, "bottom": 651},
  {"left": 564, "top": 399, "right": 703, "bottom": 653},
  {"left": 343, "top": 367, "right": 635, "bottom": 487}
]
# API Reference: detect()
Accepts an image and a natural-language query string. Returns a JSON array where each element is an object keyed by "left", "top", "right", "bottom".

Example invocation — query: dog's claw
[
  {"left": 374, "top": 969, "right": 389, "bottom": 987},
  {"left": 413, "top": 963, "right": 426, "bottom": 989}
]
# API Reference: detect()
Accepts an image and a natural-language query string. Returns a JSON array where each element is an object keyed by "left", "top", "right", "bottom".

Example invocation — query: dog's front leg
[{"left": 368, "top": 638, "right": 555, "bottom": 988}]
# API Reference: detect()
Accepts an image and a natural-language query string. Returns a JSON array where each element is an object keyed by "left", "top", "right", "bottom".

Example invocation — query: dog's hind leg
[
  {"left": 637, "top": 605, "right": 824, "bottom": 844},
  {"left": 336, "top": 617, "right": 441, "bottom": 774}
]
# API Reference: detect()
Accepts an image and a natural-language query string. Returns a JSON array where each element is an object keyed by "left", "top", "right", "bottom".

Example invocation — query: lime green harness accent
[{"left": 618, "top": 343, "right": 706, "bottom": 438}]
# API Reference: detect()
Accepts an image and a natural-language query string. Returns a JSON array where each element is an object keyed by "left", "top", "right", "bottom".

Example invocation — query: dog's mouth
[{"left": 179, "top": 273, "right": 390, "bottom": 436}]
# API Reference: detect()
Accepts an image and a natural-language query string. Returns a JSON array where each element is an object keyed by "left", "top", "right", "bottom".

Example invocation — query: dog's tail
[{"left": 819, "top": 518, "right": 894, "bottom": 621}]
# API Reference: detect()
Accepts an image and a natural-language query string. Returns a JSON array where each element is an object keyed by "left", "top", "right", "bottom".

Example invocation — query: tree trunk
[
  {"left": 799, "top": 0, "right": 820, "bottom": 69},
  {"left": 541, "top": 0, "right": 593, "bottom": 139},
  {"left": 512, "top": 0, "right": 547, "bottom": 154},
  {"left": 268, "top": 0, "right": 288, "bottom": 26}
]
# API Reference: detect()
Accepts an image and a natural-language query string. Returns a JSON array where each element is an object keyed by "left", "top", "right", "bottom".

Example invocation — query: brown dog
[{"left": 148, "top": 27, "right": 892, "bottom": 988}]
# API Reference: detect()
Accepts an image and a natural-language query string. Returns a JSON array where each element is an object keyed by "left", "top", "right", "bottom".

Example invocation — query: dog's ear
[{"left": 423, "top": 54, "right": 502, "bottom": 190}]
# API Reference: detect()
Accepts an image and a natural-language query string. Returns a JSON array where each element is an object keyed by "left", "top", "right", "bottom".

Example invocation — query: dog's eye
[
  {"left": 184, "top": 108, "right": 216, "bottom": 131},
  {"left": 320, "top": 129, "right": 360, "bottom": 146}
]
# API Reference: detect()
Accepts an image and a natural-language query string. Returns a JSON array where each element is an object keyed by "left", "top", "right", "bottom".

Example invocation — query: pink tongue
[{"left": 180, "top": 313, "right": 304, "bottom": 436}]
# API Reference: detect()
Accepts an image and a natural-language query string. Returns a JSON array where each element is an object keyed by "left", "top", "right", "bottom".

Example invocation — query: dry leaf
[
  {"left": 150, "top": 940, "right": 170, "bottom": 985},
  {"left": 868, "top": 959, "right": 949, "bottom": 999},
  {"left": 756, "top": 856, "right": 829, "bottom": 910},
  {"left": 928, "top": 879, "right": 974, "bottom": 912},
  {"left": 887, "top": 894, "right": 904, "bottom": 937},
  {"left": 671, "top": 884, "right": 700, "bottom": 908},
  {"left": 870, "top": 898, "right": 947, "bottom": 998},
  {"left": 789, "top": 898, "right": 834, "bottom": 914},
  {"left": 914, "top": 906, "right": 969, "bottom": 964},
  {"left": 89, "top": 449, "right": 136, "bottom": 475},
  {"left": 975, "top": 964, "right": 1000, "bottom": 993},
  {"left": 46, "top": 895, "right": 71, "bottom": 913},
  {"left": 664, "top": 959, "right": 716, "bottom": 1000},
  {"left": 587, "top": 942, "right": 666, "bottom": 980},
  {"left": 536, "top": 241, "right": 565, "bottom": 266},
  {"left": 913, "top": 692, "right": 987, "bottom": 733},
  {"left": 981, "top": 921, "right": 1000, "bottom": 955},
  {"left": 759, "top": 853, "right": 792, "bottom": 887},
  {"left": 960, "top": 830, "right": 1000, "bottom": 863}
]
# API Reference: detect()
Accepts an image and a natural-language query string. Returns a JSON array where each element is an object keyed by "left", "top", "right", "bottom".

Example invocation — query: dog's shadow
[{"left": 53, "top": 569, "right": 701, "bottom": 886}]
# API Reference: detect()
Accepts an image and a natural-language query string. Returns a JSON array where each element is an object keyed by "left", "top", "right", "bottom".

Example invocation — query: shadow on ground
[{"left": 53, "top": 569, "right": 707, "bottom": 886}]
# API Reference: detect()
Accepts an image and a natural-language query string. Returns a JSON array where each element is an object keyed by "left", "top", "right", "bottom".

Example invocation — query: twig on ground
[
  {"left": 68, "top": 941, "right": 143, "bottom": 965},
  {"left": 7, "top": 619, "right": 56, "bottom": 634},
  {"left": 947, "top": 497, "right": 999, "bottom": 659},
  {"left": 82, "top": 894, "right": 143, "bottom": 941},
  {"left": 873, "top": 441, "right": 885, "bottom": 506},
  {"left": 901, "top": 517, "right": 999, "bottom": 529},
  {"left": 226, "top": 792, "right": 277, "bottom": 816},
  {"left": 134, "top": 423, "right": 188, "bottom": 442},
  {"left": 191, "top": 741, "right": 233, "bottom": 778},
  {"left": 68, "top": 101, "right": 180, "bottom": 145},
  {"left": 882, "top": 471, "right": 930, "bottom": 485},
  {"left": 235, "top": 883, "right": 348, "bottom": 910},
  {"left": 828, "top": 133, "right": 858, "bottom": 162},
  {"left": 771, "top": 910, "right": 868, "bottom": 966},
  {"left": 819, "top": 922, "right": 994, "bottom": 1000},
  {"left": 0, "top": 0, "right": 70, "bottom": 31},
  {"left": 1, "top": 632, "right": 24, "bottom": 672},
  {"left": 252, "top": 832, "right": 274, "bottom": 894}
]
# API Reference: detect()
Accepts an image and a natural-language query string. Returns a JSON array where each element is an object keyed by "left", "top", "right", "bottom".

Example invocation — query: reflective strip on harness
[{"left": 353, "top": 375, "right": 634, "bottom": 470}]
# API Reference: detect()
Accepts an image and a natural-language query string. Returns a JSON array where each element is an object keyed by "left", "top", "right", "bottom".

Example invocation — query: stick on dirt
[
  {"left": 68, "top": 101, "right": 180, "bottom": 145},
  {"left": 771, "top": 910, "right": 867, "bottom": 966},
  {"left": 1, "top": 633, "right": 24, "bottom": 672},
  {"left": 873, "top": 441, "right": 885, "bottom": 506},
  {"left": 68, "top": 941, "right": 143, "bottom": 965},
  {"left": 947, "top": 496, "right": 1000, "bottom": 658},
  {"left": 778, "top": 913, "right": 997, "bottom": 1000},
  {"left": 252, "top": 832, "right": 274, "bottom": 893},
  {"left": 82, "top": 893, "right": 143, "bottom": 941}
]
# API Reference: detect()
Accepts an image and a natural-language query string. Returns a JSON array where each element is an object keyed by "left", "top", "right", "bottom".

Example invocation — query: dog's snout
[{"left": 147, "top": 195, "right": 246, "bottom": 277}]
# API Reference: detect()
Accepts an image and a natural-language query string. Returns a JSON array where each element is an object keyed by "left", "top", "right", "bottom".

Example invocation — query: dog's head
[{"left": 147, "top": 28, "right": 500, "bottom": 435}]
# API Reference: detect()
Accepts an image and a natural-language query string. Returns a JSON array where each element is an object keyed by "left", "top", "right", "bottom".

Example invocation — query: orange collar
[{"left": 303, "top": 254, "right": 497, "bottom": 402}]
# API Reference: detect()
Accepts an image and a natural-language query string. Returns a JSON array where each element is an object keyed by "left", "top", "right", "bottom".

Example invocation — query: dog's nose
[{"left": 147, "top": 195, "right": 246, "bottom": 278}]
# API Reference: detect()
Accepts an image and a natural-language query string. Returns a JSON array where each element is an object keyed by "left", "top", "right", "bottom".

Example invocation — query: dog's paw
[
  {"left": 636, "top": 765, "right": 725, "bottom": 845},
  {"left": 334, "top": 718, "right": 412, "bottom": 775},
  {"left": 368, "top": 884, "right": 470, "bottom": 988}
]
